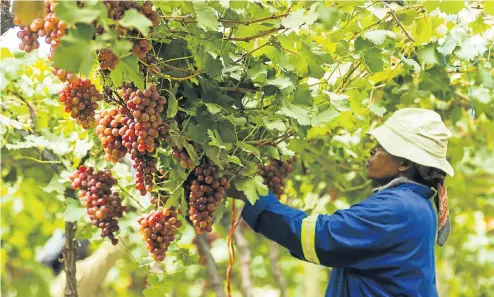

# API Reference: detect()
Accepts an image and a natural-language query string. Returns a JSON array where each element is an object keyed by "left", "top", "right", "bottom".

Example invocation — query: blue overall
[{"left": 241, "top": 183, "right": 438, "bottom": 297}]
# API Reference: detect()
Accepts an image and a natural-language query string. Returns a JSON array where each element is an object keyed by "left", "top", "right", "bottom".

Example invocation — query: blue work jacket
[{"left": 241, "top": 182, "right": 438, "bottom": 297}]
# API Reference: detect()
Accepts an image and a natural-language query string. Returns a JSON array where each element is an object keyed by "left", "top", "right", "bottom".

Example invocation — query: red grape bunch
[
  {"left": 95, "top": 108, "right": 128, "bottom": 163},
  {"left": 172, "top": 147, "right": 195, "bottom": 169},
  {"left": 259, "top": 157, "right": 296, "bottom": 197},
  {"left": 98, "top": 49, "right": 119, "bottom": 71},
  {"left": 14, "top": 17, "right": 42, "bottom": 53},
  {"left": 119, "top": 84, "right": 167, "bottom": 195},
  {"left": 151, "top": 169, "right": 170, "bottom": 206},
  {"left": 69, "top": 166, "right": 126, "bottom": 245},
  {"left": 186, "top": 164, "right": 230, "bottom": 234},
  {"left": 137, "top": 207, "right": 183, "bottom": 262},
  {"left": 58, "top": 78, "right": 103, "bottom": 129}
]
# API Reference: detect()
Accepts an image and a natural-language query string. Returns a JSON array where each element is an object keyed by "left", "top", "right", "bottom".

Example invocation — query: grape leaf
[
  {"left": 363, "top": 30, "right": 396, "bottom": 45},
  {"left": 110, "top": 55, "right": 144, "bottom": 89},
  {"left": 204, "top": 103, "right": 223, "bottom": 115},
  {"left": 182, "top": 141, "right": 199, "bottom": 165},
  {"left": 166, "top": 89, "right": 178, "bottom": 119},
  {"left": 267, "top": 77, "right": 295, "bottom": 91},
  {"left": 236, "top": 142, "right": 261, "bottom": 160},
  {"left": 277, "top": 104, "right": 311, "bottom": 125},
  {"left": 485, "top": 1, "right": 494, "bottom": 15},
  {"left": 52, "top": 24, "right": 98, "bottom": 76},
  {"left": 119, "top": 9, "right": 153, "bottom": 36},
  {"left": 64, "top": 199, "right": 85, "bottom": 222},
  {"left": 439, "top": 1, "right": 464, "bottom": 14},
  {"left": 227, "top": 155, "right": 243, "bottom": 166},
  {"left": 56, "top": 0, "right": 107, "bottom": 25},
  {"left": 235, "top": 176, "right": 268, "bottom": 205},
  {"left": 193, "top": 2, "right": 219, "bottom": 31},
  {"left": 282, "top": 9, "right": 306, "bottom": 30},
  {"left": 417, "top": 45, "right": 438, "bottom": 65}
]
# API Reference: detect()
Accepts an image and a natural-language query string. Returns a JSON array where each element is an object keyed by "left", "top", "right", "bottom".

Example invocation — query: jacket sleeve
[{"left": 241, "top": 191, "right": 409, "bottom": 268}]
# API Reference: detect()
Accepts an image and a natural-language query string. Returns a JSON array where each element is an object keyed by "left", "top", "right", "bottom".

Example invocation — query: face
[{"left": 366, "top": 144, "right": 403, "bottom": 182}]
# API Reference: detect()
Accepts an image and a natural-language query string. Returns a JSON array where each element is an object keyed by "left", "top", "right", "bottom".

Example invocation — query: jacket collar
[{"left": 372, "top": 177, "right": 435, "bottom": 199}]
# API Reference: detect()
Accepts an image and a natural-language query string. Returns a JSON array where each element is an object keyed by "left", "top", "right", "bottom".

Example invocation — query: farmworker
[
  {"left": 230, "top": 108, "right": 453, "bottom": 297},
  {"left": 37, "top": 229, "right": 126, "bottom": 297}
]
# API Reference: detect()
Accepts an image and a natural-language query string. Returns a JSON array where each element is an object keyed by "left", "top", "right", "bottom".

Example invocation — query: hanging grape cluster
[
  {"left": 137, "top": 207, "right": 182, "bottom": 262},
  {"left": 95, "top": 108, "right": 128, "bottom": 163},
  {"left": 259, "top": 157, "right": 296, "bottom": 197},
  {"left": 69, "top": 166, "right": 126, "bottom": 245},
  {"left": 186, "top": 164, "right": 230, "bottom": 234},
  {"left": 14, "top": 17, "right": 41, "bottom": 53},
  {"left": 58, "top": 78, "right": 103, "bottom": 129},
  {"left": 120, "top": 84, "right": 167, "bottom": 195},
  {"left": 172, "top": 147, "right": 195, "bottom": 169},
  {"left": 98, "top": 49, "right": 119, "bottom": 71}
]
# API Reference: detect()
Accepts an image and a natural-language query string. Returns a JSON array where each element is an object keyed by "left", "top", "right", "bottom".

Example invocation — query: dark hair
[{"left": 412, "top": 163, "right": 447, "bottom": 190}]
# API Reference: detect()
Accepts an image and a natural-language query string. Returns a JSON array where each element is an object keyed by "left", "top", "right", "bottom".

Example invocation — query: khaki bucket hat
[{"left": 369, "top": 108, "right": 455, "bottom": 177}]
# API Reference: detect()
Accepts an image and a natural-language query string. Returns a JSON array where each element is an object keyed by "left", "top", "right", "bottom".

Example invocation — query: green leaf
[
  {"left": 422, "top": 0, "right": 440, "bottom": 12},
  {"left": 227, "top": 155, "right": 243, "bottom": 166},
  {"left": 236, "top": 142, "right": 261, "bottom": 160},
  {"left": 363, "top": 30, "right": 396, "bottom": 45},
  {"left": 165, "top": 188, "right": 183, "bottom": 207},
  {"left": 52, "top": 24, "right": 98, "bottom": 76},
  {"left": 223, "top": 114, "right": 247, "bottom": 127},
  {"left": 204, "top": 146, "right": 224, "bottom": 170},
  {"left": 363, "top": 48, "right": 383, "bottom": 73},
  {"left": 204, "top": 103, "right": 223, "bottom": 115},
  {"left": 263, "top": 117, "right": 286, "bottom": 131},
  {"left": 193, "top": 2, "right": 219, "bottom": 31},
  {"left": 56, "top": 0, "right": 107, "bottom": 25},
  {"left": 182, "top": 141, "right": 198, "bottom": 165},
  {"left": 281, "top": 9, "right": 306, "bottom": 30},
  {"left": 478, "top": 66, "right": 494, "bottom": 89},
  {"left": 277, "top": 104, "right": 311, "bottom": 125},
  {"left": 485, "top": 1, "right": 494, "bottom": 15},
  {"left": 222, "top": 65, "right": 244, "bottom": 81},
  {"left": 267, "top": 77, "right": 295, "bottom": 91},
  {"left": 417, "top": 45, "right": 438, "bottom": 65},
  {"left": 110, "top": 55, "right": 144, "bottom": 89},
  {"left": 316, "top": 5, "right": 340, "bottom": 29},
  {"left": 368, "top": 104, "right": 387, "bottom": 117},
  {"left": 207, "top": 129, "right": 225, "bottom": 149},
  {"left": 235, "top": 176, "right": 268, "bottom": 205},
  {"left": 64, "top": 199, "right": 85, "bottom": 222},
  {"left": 166, "top": 92, "right": 178, "bottom": 119},
  {"left": 119, "top": 8, "right": 153, "bottom": 36},
  {"left": 439, "top": 1, "right": 464, "bottom": 14}
]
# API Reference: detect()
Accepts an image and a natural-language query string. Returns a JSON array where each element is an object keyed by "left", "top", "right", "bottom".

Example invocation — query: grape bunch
[
  {"left": 98, "top": 49, "right": 119, "bottom": 71},
  {"left": 137, "top": 207, "right": 183, "bottom": 262},
  {"left": 124, "top": 84, "right": 167, "bottom": 153},
  {"left": 69, "top": 166, "right": 126, "bottom": 245},
  {"left": 186, "top": 164, "right": 230, "bottom": 234},
  {"left": 132, "top": 39, "right": 153, "bottom": 59},
  {"left": 104, "top": 0, "right": 135, "bottom": 20},
  {"left": 151, "top": 169, "right": 170, "bottom": 206},
  {"left": 140, "top": 1, "right": 159, "bottom": 27},
  {"left": 258, "top": 157, "right": 296, "bottom": 197},
  {"left": 172, "top": 147, "right": 195, "bottom": 169},
  {"left": 95, "top": 109, "right": 128, "bottom": 163},
  {"left": 14, "top": 17, "right": 42, "bottom": 53},
  {"left": 58, "top": 78, "right": 103, "bottom": 129}
]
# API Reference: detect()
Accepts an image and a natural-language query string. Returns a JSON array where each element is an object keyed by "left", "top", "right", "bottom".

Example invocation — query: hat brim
[{"left": 368, "top": 126, "right": 455, "bottom": 177}]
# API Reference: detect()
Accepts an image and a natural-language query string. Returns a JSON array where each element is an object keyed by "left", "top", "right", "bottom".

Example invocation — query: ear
[{"left": 398, "top": 159, "right": 413, "bottom": 172}]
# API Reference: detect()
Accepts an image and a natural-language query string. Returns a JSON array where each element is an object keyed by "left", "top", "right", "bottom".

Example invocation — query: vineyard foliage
[{"left": 1, "top": 1, "right": 494, "bottom": 297}]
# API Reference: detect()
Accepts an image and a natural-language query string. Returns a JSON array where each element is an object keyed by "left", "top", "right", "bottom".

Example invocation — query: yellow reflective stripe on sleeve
[{"left": 301, "top": 214, "right": 320, "bottom": 265}]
